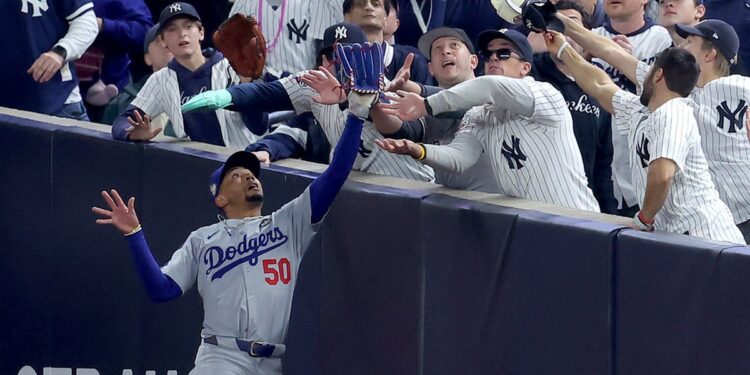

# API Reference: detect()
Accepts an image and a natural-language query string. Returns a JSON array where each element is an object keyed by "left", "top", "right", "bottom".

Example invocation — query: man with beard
[{"left": 544, "top": 31, "right": 744, "bottom": 243}]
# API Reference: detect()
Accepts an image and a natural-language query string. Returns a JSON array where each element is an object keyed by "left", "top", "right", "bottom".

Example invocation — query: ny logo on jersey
[
  {"left": 20, "top": 0, "right": 49, "bottom": 17},
  {"left": 335, "top": 26, "right": 348, "bottom": 39},
  {"left": 168, "top": 2, "right": 181, "bottom": 12},
  {"left": 358, "top": 139, "right": 372, "bottom": 158},
  {"left": 716, "top": 100, "right": 747, "bottom": 133},
  {"left": 287, "top": 19, "right": 310, "bottom": 43},
  {"left": 636, "top": 133, "right": 651, "bottom": 168},
  {"left": 501, "top": 135, "right": 527, "bottom": 170}
]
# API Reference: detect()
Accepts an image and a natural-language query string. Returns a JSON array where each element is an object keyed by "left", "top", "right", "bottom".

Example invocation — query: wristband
[
  {"left": 51, "top": 45, "right": 68, "bottom": 61},
  {"left": 125, "top": 224, "right": 142, "bottom": 237},
  {"left": 556, "top": 41, "right": 572, "bottom": 61},
  {"left": 415, "top": 143, "right": 427, "bottom": 161},
  {"left": 633, "top": 211, "right": 654, "bottom": 232}
]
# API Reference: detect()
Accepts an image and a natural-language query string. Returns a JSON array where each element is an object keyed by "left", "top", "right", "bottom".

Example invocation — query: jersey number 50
[{"left": 263, "top": 258, "right": 292, "bottom": 285}]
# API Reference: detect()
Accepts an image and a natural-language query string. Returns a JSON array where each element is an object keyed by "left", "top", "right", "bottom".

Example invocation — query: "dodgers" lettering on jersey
[{"left": 204, "top": 227, "right": 289, "bottom": 281}]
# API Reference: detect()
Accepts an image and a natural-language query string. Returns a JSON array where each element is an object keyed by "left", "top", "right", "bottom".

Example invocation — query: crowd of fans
[{"left": 1, "top": 0, "right": 749, "bottom": 244}]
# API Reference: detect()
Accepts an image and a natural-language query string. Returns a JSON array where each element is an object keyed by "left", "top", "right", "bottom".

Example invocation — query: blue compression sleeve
[
  {"left": 227, "top": 81, "right": 294, "bottom": 113},
  {"left": 126, "top": 230, "right": 182, "bottom": 303},
  {"left": 309, "top": 113, "right": 364, "bottom": 223}
]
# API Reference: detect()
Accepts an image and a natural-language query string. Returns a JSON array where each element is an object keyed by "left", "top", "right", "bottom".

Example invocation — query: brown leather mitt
[{"left": 213, "top": 13, "right": 267, "bottom": 80}]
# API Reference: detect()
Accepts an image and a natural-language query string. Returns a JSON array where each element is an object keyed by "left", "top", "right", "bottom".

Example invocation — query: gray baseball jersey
[
  {"left": 131, "top": 59, "right": 258, "bottom": 149},
  {"left": 611, "top": 90, "right": 745, "bottom": 243},
  {"left": 280, "top": 72, "right": 436, "bottom": 182},
  {"left": 161, "top": 188, "right": 320, "bottom": 373},
  {"left": 230, "top": 0, "right": 341, "bottom": 77},
  {"left": 592, "top": 22, "right": 672, "bottom": 208},
  {"left": 424, "top": 75, "right": 600, "bottom": 212},
  {"left": 635, "top": 62, "right": 750, "bottom": 226}
]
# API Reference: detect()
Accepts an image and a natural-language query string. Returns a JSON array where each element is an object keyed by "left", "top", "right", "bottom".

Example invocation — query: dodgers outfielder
[
  {"left": 230, "top": 0, "right": 342, "bottom": 80},
  {"left": 183, "top": 22, "right": 436, "bottom": 183},
  {"left": 92, "top": 42, "right": 382, "bottom": 374},
  {"left": 557, "top": 14, "right": 750, "bottom": 242}
]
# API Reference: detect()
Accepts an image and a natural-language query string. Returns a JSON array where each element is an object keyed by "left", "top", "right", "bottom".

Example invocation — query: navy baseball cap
[
  {"left": 143, "top": 24, "right": 161, "bottom": 54},
  {"left": 158, "top": 2, "right": 201, "bottom": 32},
  {"left": 417, "top": 27, "right": 476, "bottom": 60},
  {"left": 676, "top": 20, "right": 740, "bottom": 64},
  {"left": 477, "top": 28, "right": 533, "bottom": 62},
  {"left": 320, "top": 22, "right": 367, "bottom": 52},
  {"left": 209, "top": 151, "right": 261, "bottom": 201}
]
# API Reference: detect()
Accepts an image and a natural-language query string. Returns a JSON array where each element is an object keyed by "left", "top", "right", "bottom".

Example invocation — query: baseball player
[
  {"left": 111, "top": 2, "right": 266, "bottom": 149},
  {"left": 91, "top": 42, "right": 382, "bottom": 374},
  {"left": 557, "top": 14, "right": 750, "bottom": 242},
  {"left": 377, "top": 29, "right": 600, "bottom": 212},
  {"left": 230, "top": 0, "right": 342, "bottom": 80},
  {"left": 544, "top": 30, "right": 745, "bottom": 243},
  {"left": 1, "top": 0, "right": 98, "bottom": 120},
  {"left": 182, "top": 22, "right": 436, "bottom": 183}
]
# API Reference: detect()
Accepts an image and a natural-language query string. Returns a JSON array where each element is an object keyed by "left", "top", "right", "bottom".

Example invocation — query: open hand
[
  {"left": 126, "top": 109, "right": 162, "bottom": 141},
  {"left": 298, "top": 65, "right": 346, "bottom": 105},
  {"left": 375, "top": 138, "right": 422, "bottom": 158},
  {"left": 92, "top": 189, "right": 141, "bottom": 235},
  {"left": 385, "top": 53, "right": 413, "bottom": 92},
  {"left": 378, "top": 90, "right": 427, "bottom": 121},
  {"left": 612, "top": 35, "right": 633, "bottom": 55}
]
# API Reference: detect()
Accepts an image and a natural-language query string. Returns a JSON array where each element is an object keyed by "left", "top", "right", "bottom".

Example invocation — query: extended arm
[
  {"left": 546, "top": 32, "right": 619, "bottom": 113},
  {"left": 92, "top": 190, "right": 181, "bottom": 303},
  {"left": 558, "top": 13, "right": 639, "bottom": 85},
  {"left": 181, "top": 81, "right": 294, "bottom": 113}
]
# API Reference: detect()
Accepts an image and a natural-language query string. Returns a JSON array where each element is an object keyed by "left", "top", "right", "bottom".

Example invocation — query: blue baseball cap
[
  {"left": 158, "top": 2, "right": 201, "bottom": 33},
  {"left": 320, "top": 22, "right": 367, "bottom": 54},
  {"left": 477, "top": 28, "right": 533, "bottom": 62},
  {"left": 143, "top": 24, "right": 161, "bottom": 54},
  {"left": 675, "top": 19, "right": 740, "bottom": 64},
  {"left": 417, "top": 27, "right": 476, "bottom": 60},
  {"left": 209, "top": 151, "right": 261, "bottom": 201}
]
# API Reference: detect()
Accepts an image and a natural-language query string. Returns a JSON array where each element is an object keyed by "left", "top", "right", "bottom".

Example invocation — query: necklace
[{"left": 257, "top": 0, "right": 288, "bottom": 54}]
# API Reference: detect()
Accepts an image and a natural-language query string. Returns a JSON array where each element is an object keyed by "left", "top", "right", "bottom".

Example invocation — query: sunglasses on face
[{"left": 479, "top": 48, "right": 521, "bottom": 61}]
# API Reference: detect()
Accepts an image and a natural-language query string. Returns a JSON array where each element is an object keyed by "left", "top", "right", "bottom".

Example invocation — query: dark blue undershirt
[{"left": 173, "top": 50, "right": 226, "bottom": 146}]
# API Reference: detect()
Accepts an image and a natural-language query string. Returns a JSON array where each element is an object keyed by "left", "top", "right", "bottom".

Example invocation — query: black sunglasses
[{"left": 479, "top": 48, "right": 520, "bottom": 61}]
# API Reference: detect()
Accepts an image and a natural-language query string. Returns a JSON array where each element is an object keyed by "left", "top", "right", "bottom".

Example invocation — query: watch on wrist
[{"left": 51, "top": 45, "right": 67, "bottom": 61}]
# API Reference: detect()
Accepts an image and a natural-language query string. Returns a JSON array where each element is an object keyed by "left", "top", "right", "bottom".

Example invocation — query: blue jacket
[{"left": 93, "top": 0, "right": 153, "bottom": 89}]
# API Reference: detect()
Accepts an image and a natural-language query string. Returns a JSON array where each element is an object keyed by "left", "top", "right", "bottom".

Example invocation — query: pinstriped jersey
[
  {"left": 636, "top": 62, "right": 750, "bottom": 225},
  {"left": 280, "top": 72, "right": 436, "bottom": 182},
  {"left": 612, "top": 90, "right": 745, "bottom": 244},
  {"left": 592, "top": 21, "right": 672, "bottom": 208},
  {"left": 131, "top": 58, "right": 260, "bottom": 150},
  {"left": 456, "top": 78, "right": 600, "bottom": 212},
  {"left": 230, "top": 0, "right": 341, "bottom": 76}
]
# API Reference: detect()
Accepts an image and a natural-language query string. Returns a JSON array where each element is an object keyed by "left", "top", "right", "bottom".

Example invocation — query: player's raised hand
[
  {"left": 299, "top": 66, "right": 346, "bottom": 104},
  {"left": 375, "top": 138, "right": 423, "bottom": 159},
  {"left": 126, "top": 109, "right": 162, "bottom": 141},
  {"left": 27, "top": 51, "right": 64, "bottom": 83},
  {"left": 92, "top": 189, "right": 141, "bottom": 235},
  {"left": 182, "top": 89, "right": 234, "bottom": 112},
  {"left": 378, "top": 90, "right": 427, "bottom": 121}
]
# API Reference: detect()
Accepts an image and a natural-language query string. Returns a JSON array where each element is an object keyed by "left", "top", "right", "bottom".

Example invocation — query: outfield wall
[{"left": 2, "top": 108, "right": 749, "bottom": 375}]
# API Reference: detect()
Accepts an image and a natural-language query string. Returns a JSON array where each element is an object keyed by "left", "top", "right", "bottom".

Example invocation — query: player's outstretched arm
[
  {"left": 558, "top": 13, "right": 640, "bottom": 84},
  {"left": 181, "top": 81, "right": 294, "bottom": 113},
  {"left": 546, "top": 31, "right": 618, "bottom": 114},
  {"left": 92, "top": 190, "right": 181, "bottom": 302}
]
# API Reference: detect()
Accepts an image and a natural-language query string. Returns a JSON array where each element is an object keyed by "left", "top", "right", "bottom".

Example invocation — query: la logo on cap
[
  {"left": 169, "top": 2, "right": 182, "bottom": 12},
  {"left": 335, "top": 26, "right": 348, "bottom": 39}
]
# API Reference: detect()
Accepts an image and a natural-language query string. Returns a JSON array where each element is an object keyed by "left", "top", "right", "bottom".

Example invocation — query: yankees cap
[
  {"left": 158, "top": 2, "right": 201, "bottom": 32},
  {"left": 209, "top": 151, "right": 261, "bottom": 200},
  {"left": 321, "top": 22, "right": 367, "bottom": 52},
  {"left": 418, "top": 27, "right": 476, "bottom": 60},
  {"left": 477, "top": 28, "right": 533, "bottom": 62},
  {"left": 143, "top": 24, "right": 161, "bottom": 54},
  {"left": 675, "top": 20, "right": 740, "bottom": 64}
]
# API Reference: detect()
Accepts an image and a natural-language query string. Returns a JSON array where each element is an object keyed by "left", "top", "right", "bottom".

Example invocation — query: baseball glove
[
  {"left": 213, "top": 13, "right": 267, "bottom": 80},
  {"left": 335, "top": 42, "right": 385, "bottom": 118},
  {"left": 522, "top": 0, "right": 565, "bottom": 33}
]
